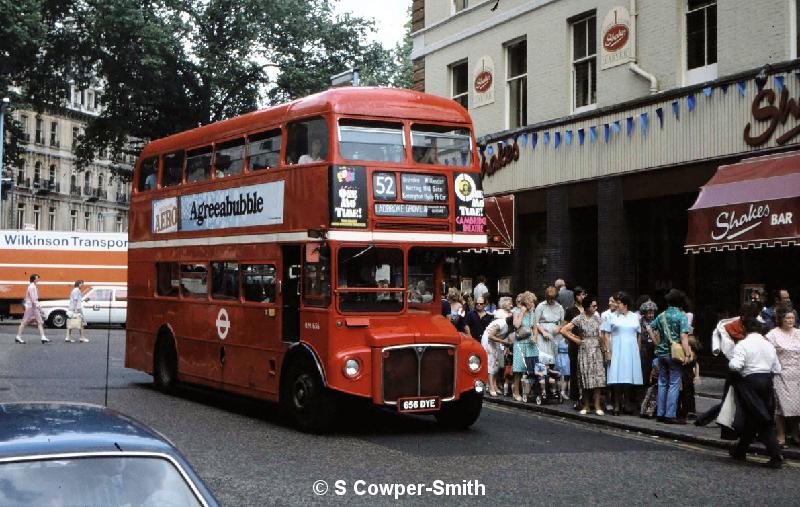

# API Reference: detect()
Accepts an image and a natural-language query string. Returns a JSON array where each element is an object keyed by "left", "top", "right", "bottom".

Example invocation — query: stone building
[
  {"left": 412, "top": 0, "right": 800, "bottom": 343},
  {"left": 3, "top": 83, "right": 132, "bottom": 232}
]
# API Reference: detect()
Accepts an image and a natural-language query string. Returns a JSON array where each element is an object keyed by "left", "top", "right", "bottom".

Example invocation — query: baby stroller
[{"left": 523, "top": 356, "right": 564, "bottom": 405}]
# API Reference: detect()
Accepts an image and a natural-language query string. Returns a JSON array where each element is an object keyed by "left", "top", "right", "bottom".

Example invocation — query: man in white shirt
[{"left": 728, "top": 316, "right": 783, "bottom": 468}]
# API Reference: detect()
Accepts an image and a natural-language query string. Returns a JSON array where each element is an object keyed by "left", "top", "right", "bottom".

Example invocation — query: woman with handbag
[
  {"left": 66, "top": 280, "right": 89, "bottom": 343},
  {"left": 651, "top": 289, "right": 691, "bottom": 424},
  {"left": 511, "top": 291, "right": 538, "bottom": 402},
  {"left": 561, "top": 296, "right": 606, "bottom": 415}
]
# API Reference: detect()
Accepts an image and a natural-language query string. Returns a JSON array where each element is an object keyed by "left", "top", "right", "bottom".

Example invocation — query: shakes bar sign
[{"left": 152, "top": 181, "right": 284, "bottom": 233}]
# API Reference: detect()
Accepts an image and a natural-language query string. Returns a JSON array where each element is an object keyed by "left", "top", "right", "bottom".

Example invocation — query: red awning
[
  {"left": 685, "top": 151, "right": 800, "bottom": 253},
  {"left": 465, "top": 195, "right": 515, "bottom": 254}
]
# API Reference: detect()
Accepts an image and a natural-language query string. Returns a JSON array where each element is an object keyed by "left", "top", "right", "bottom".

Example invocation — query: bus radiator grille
[{"left": 382, "top": 345, "right": 455, "bottom": 403}]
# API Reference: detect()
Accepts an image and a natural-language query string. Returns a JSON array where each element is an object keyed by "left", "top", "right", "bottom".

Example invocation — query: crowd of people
[{"left": 445, "top": 276, "right": 799, "bottom": 467}]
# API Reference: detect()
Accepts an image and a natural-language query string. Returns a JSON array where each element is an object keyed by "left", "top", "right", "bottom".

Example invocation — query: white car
[{"left": 40, "top": 285, "right": 127, "bottom": 328}]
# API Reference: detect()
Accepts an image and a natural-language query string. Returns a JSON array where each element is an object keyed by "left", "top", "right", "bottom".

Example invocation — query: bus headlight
[
  {"left": 467, "top": 354, "right": 481, "bottom": 373},
  {"left": 344, "top": 358, "right": 361, "bottom": 378}
]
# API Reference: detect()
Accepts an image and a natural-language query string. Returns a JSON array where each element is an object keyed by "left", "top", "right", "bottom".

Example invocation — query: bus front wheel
[
  {"left": 282, "top": 358, "right": 335, "bottom": 433},
  {"left": 153, "top": 336, "right": 178, "bottom": 393},
  {"left": 434, "top": 391, "right": 483, "bottom": 430}
]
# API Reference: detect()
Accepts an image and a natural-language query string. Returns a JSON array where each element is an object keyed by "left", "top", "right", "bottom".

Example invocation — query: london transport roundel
[
  {"left": 455, "top": 173, "right": 477, "bottom": 202},
  {"left": 216, "top": 308, "right": 230, "bottom": 340}
]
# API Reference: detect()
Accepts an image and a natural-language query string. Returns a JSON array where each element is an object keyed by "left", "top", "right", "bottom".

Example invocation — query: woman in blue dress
[
  {"left": 600, "top": 291, "right": 643, "bottom": 415},
  {"left": 511, "top": 291, "right": 538, "bottom": 402}
]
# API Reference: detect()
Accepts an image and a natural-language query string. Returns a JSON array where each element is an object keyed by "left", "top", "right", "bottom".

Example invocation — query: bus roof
[{"left": 140, "top": 87, "right": 471, "bottom": 158}]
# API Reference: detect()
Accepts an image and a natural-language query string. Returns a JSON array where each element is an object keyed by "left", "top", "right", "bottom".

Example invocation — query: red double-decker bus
[{"left": 125, "top": 87, "right": 488, "bottom": 431}]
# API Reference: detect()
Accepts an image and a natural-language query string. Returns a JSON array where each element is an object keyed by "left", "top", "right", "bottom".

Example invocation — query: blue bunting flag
[
  {"left": 640, "top": 112, "right": 648, "bottom": 136},
  {"left": 589, "top": 126, "right": 597, "bottom": 143},
  {"left": 604, "top": 124, "right": 610, "bottom": 143},
  {"left": 520, "top": 133, "right": 527, "bottom": 146},
  {"left": 543, "top": 132, "right": 550, "bottom": 145},
  {"left": 531, "top": 132, "right": 538, "bottom": 149},
  {"left": 565, "top": 130, "right": 572, "bottom": 145},
  {"left": 578, "top": 128, "right": 585, "bottom": 145},
  {"left": 721, "top": 84, "right": 729, "bottom": 94},
  {"left": 737, "top": 81, "right": 746, "bottom": 96},
  {"left": 703, "top": 86, "right": 712, "bottom": 97},
  {"left": 554, "top": 132, "right": 561, "bottom": 149},
  {"left": 776, "top": 75, "right": 785, "bottom": 92},
  {"left": 672, "top": 100, "right": 680, "bottom": 120},
  {"left": 626, "top": 117, "right": 633, "bottom": 137},
  {"left": 687, "top": 94, "right": 696, "bottom": 112},
  {"left": 656, "top": 107, "right": 664, "bottom": 128}
]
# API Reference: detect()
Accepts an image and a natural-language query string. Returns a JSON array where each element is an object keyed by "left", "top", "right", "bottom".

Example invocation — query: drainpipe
[{"left": 628, "top": 0, "right": 658, "bottom": 94}]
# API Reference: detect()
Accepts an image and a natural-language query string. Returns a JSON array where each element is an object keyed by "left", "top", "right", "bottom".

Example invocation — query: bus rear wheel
[
  {"left": 434, "top": 391, "right": 483, "bottom": 430},
  {"left": 153, "top": 336, "right": 178, "bottom": 393},
  {"left": 282, "top": 358, "right": 335, "bottom": 433}
]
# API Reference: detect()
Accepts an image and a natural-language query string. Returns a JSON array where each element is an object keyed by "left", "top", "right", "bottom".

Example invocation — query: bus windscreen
[{"left": 411, "top": 125, "right": 472, "bottom": 167}]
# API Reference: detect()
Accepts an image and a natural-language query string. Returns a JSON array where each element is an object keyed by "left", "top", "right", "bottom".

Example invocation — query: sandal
[
  {"left": 595, "top": 410, "right": 605, "bottom": 416},
  {"left": 513, "top": 395, "right": 523, "bottom": 402},
  {"left": 579, "top": 409, "right": 588, "bottom": 415}
]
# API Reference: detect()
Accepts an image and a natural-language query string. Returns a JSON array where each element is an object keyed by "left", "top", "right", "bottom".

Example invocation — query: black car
[{"left": 0, "top": 402, "right": 219, "bottom": 507}]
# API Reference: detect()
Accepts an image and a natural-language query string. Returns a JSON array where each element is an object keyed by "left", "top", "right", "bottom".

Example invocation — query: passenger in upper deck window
[{"left": 298, "top": 137, "right": 326, "bottom": 164}]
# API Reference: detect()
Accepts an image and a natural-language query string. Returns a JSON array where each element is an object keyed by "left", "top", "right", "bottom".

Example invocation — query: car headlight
[
  {"left": 468, "top": 354, "right": 481, "bottom": 373},
  {"left": 344, "top": 358, "right": 360, "bottom": 378}
]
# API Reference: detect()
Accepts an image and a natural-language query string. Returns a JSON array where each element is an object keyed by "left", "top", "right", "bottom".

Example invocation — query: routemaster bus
[{"left": 125, "top": 87, "right": 489, "bottom": 432}]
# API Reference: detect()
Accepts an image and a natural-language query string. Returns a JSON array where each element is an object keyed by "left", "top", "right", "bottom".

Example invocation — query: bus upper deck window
[
  {"left": 185, "top": 146, "right": 212, "bottom": 183},
  {"left": 215, "top": 139, "right": 244, "bottom": 178},
  {"left": 338, "top": 119, "right": 404, "bottom": 163},
  {"left": 248, "top": 129, "right": 281, "bottom": 170},
  {"left": 162, "top": 151, "right": 184, "bottom": 187},
  {"left": 287, "top": 117, "right": 328, "bottom": 165},
  {"left": 137, "top": 157, "right": 158, "bottom": 191},
  {"left": 411, "top": 124, "right": 472, "bottom": 167}
]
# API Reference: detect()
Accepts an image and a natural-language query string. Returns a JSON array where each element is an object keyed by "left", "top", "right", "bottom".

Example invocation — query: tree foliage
[{"left": 2, "top": 0, "right": 411, "bottom": 170}]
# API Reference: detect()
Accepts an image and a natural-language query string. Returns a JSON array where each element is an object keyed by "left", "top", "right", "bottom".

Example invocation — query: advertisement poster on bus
[
  {"left": 330, "top": 166, "right": 368, "bottom": 228},
  {"left": 178, "top": 181, "right": 285, "bottom": 232},
  {"left": 454, "top": 172, "right": 486, "bottom": 233}
]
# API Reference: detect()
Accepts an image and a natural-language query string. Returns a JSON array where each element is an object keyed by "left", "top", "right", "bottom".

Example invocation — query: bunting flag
[
  {"left": 543, "top": 132, "right": 550, "bottom": 145},
  {"left": 578, "top": 128, "right": 585, "bottom": 145},
  {"left": 672, "top": 100, "right": 680, "bottom": 120},
  {"left": 565, "top": 130, "right": 572, "bottom": 145},
  {"left": 721, "top": 84, "right": 729, "bottom": 94},
  {"left": 532, "top": 132, "right": 538, "bottom": 148},
  {"left": 589, "top": 126, "right": 597, "bottom": 143},
  {"left": 626, "top": 117, "right": 634, "bottom": 137},
  {"left": 737, "top": 81, "right": 746, "bottom": 96},
  {"left": 656, "top": 107, "right": 664, "bottom": 128},
  {"left": 776, "top": 75, "right": 785, "bottom": 92},
  {"left": 703, "top": 86, "right": 713, "bottom": 97},
  {"left": 487, "top": 146, "right": 494, "bottom": 156},
  {"left": 687, "top": 94, "right": 696, "bottom": 112},
  {"left": 604, "top": 124, "right": 610, "bottom": 143},
  {"left": 554, "top": 132, "right": 561, "bottom": 149},
  {"left": 520, "top": 133, "right": 527, "bottom": 146},
  {"left": 757, "top": 77, "right": 766, "bottom": 92},
  {"left": 640, "top": 112, "right": 649, "bottom": 136},
  {"left": 612, "top": 121, "right": 621, "bottom": 134}
]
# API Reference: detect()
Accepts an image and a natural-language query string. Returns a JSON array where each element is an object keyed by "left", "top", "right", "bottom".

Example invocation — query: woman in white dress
[{"left": 481, "top": 308, "right": 511, "bottom": 396}]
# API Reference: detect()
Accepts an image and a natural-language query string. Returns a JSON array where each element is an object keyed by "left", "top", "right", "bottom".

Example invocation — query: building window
[
  {"left": 19, "top": 115, "right": 28, "bottom": 141},
  {"left": 72, "top": 126, "right": 79, "bottom": 147},
  {"left": 16, "top": 204, "right": 25, "bottom": 229},
  {"left": 50, "top": 121, "right": 58, "bottom": 147},
  {"left": 70, "top": 210, "right": 78, "bottom": 231},
  {"left": 454, "top": 0, "right": 469, "bottom": 13},
  {"left": 34, "top": 162, "right": 41, "bottom": 184},
  {"left": 450, "top": 61, "right": 468, "bottom": 109},
  {"left": 686, "top": 0, "right": 717, "bottom": 83},
  {"left": 33, "top": 206, "right": 41, "bottom": 230},
  {"left": 35, "top": 118, "right": 43, "bottom": 144},
  {"left": 97, "top": 212, "right": 105, "bottom": 232},
  {"left": 49, "top": 165, "right": 56, "bottom": 182},
  {"left": 116, "top": 215, "right": 123, "bottom": 232},
  {"left": 84, "top": 211, "right": 91, "bottom": 231},
  {"left": 48, "top": 207, "right": 56, "bottom": 230},
  {"left": 506, "top": 39, "right": 527, "bottom": 128},
  {"left": 572, "top": 14, "right": 597, "bottom": 111}
]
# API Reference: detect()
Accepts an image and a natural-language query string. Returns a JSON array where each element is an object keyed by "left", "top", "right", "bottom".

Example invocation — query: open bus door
[{"left": 281, "top": 245, "right": 301, "bottom": 342}]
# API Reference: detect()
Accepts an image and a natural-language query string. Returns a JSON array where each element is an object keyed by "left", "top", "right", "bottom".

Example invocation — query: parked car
[
  {"left": 0, "top": 402, "right": 219, "bottom": 507},
  {"left": 40, "top": 285, "right": 127, "bottom": 328}
]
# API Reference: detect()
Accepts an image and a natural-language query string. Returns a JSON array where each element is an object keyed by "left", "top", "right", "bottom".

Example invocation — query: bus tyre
[
  {"left": 282, "top": 358, "right": 335, "bottom": 434},
  {"left": 434, "top": 391, "right": 483, "bottom": 430},
  {"left": 48, "top": 311, "right": 68, "bottom": 329},
  {"left": 153, "top": 336, "right": 178, "bottom": 393}
]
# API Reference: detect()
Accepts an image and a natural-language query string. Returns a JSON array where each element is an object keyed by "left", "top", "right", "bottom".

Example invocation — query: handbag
[
  {"left": 661, "top": 314, "right": 687, "bottom": 363},
  {"left": 516, "top": 326, "right": 533, "bottom": 340},
  {"left": 67, "top": 317, "right": 82, "bottom": 330}
]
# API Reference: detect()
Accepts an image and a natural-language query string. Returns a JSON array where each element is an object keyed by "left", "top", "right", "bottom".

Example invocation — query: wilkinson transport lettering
[{"left": 1, "top": 233, "right": 128, "bottom": 251}]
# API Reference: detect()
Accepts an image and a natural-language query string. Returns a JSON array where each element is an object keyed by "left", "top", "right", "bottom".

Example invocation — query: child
[{"left": 640, "top": 358, "right": 660, "bottom": 418}]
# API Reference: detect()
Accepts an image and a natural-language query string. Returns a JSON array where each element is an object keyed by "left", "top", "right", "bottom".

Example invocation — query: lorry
[{"left": 0, "top": 230, "right": 127, "bottom": 318}]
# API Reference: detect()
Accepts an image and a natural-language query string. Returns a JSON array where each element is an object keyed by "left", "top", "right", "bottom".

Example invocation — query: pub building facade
[{"left": 411, "top": 0, "right": 800, "bottom": 346}]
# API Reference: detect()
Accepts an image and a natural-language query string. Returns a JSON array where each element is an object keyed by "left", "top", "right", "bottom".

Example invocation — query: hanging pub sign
[
  {"left": 472, "top": 56, "right": 495, "bottom": 108},
  {"left": 600, "top": 7, "right": 634, "bottom": 70},
  {"left": 744, "top": 87, "right": 800, "bottom": 147},
  {"left": 330, "top": 165, "right": 368, "bottom": 228},
  {"left": 454, "top": 172, "right": 486, "bottom": 233}
]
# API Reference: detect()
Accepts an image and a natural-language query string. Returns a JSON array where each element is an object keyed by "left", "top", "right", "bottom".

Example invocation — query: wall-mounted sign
[
  {"left": 480, "top": 139, "right": 520, "bottom": 178},
  {"left": 454, "top": 172, "right": 485, "bottom": 233},
  {"left": 744, "top": 87, "right": 800, "bottom": 147},
  {"left": 330, "top": 165, "right": 368, "bottom": 228},
  {"left": 600, "top": 7, "right": 634, "bottom": 70},
  {"left": 472, "top": 56, "right": 495, "bottom": 108},
  {"left": 152, "top": 197, "right": 179, "bottom": 234},
  {"left": 400, "top": 173, "right": 448, "bottom": 202},
  {"left": 374, "top": 203, "right": 448, "bottom": 218},
  {"left": 687, "top": 199, "right": 798, "bottom": 247},
  {"left": 179, "top": 181, "right": 284, "bottom": 232}
]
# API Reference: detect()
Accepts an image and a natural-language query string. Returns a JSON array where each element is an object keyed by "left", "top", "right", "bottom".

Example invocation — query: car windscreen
[
  {"left": 337, "top": 246, "right": 404, "bottom": 313},
  {"left": 338, "top": 119, "right": 404, "bottom": 162},
  {"left": 411, "top": 124, "right": 472, "bottom": 166},
  {"left": 0, "top": 455, "right": 204, "bottom": 507}
]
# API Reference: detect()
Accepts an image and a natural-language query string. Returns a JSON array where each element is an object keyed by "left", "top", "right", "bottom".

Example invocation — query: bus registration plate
[{"left": 397, "top": 396, "right": 441, "bottom": 413}]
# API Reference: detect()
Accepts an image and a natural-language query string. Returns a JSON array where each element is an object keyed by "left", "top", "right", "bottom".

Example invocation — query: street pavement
[{"left": 1, "top": 323, "right": 799, "bottom": 506}]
